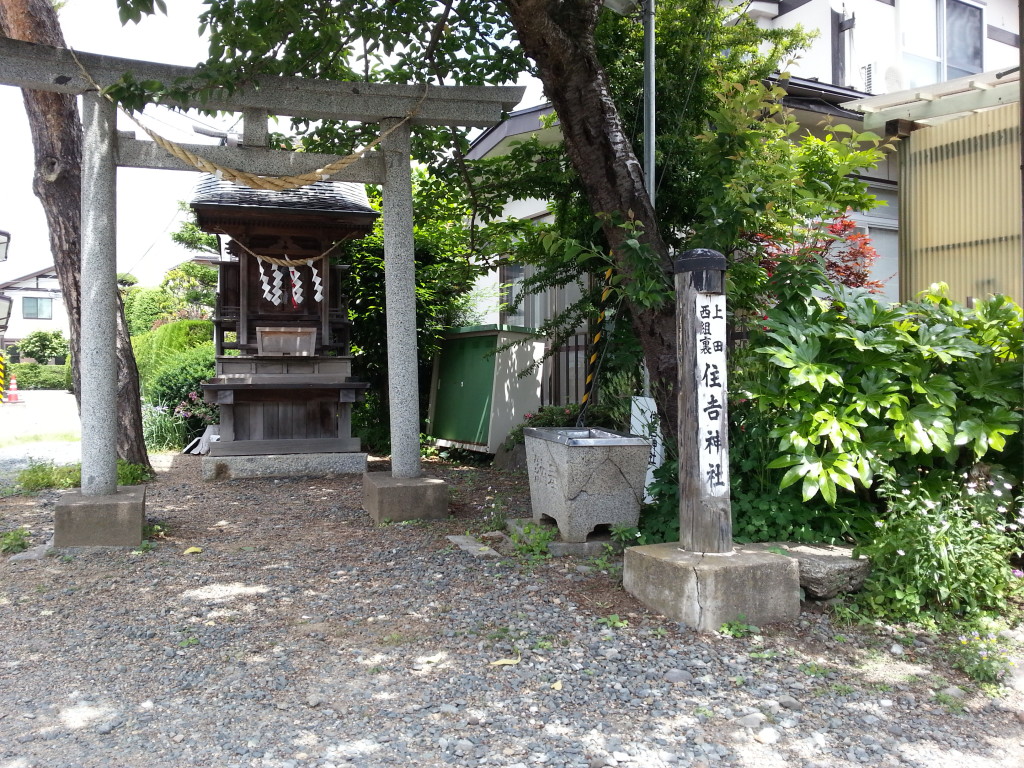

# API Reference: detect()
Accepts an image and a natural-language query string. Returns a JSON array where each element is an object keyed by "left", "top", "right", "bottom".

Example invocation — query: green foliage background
[
  {"left": 133, "top": 320, "right": 214, "bottom": 393},
  {"left": 123, "top": 287, "right": 176, "bottom": 336},
  {"left": 9, "top": 363, "right": 68, "bottom": 391},
  {"left": 17, "top": 330, "right": 69, "bottom": 362}
]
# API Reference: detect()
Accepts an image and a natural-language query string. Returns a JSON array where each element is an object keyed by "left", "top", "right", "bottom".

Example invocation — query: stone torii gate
[{"left": 0, "top": 37, "right": 523, "bottom": 543}]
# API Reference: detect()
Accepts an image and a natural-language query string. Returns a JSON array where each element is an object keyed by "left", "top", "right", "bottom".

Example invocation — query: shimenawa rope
[{"left": 68, "top": 48, "right": 429, "bottom": 191}]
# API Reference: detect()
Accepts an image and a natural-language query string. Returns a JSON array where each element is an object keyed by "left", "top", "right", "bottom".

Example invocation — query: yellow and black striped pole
[
  {"left": 577, "top": 266, "right": 614, "bottom": 425},
  {"left": 0, "top": 349, "right": 5, "bottom": 403}
]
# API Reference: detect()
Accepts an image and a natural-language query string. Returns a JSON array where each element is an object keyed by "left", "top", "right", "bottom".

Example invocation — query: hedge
[{"left": 9, "top": 362, "right": 68, "bottom": 390}]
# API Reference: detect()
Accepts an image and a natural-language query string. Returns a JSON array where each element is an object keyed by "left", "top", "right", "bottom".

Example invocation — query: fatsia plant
[{"left": 746, "top": 275, "right": 1023, "bottom": 505}]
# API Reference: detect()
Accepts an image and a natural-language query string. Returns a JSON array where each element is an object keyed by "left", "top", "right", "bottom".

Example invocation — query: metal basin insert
[{"left": 523, "top": 427, "right": 650, "bottom": 447}]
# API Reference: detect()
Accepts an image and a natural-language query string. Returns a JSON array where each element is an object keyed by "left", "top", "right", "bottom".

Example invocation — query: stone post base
[
  {"left": 623, "top": 543, "right": 800, "bottom": 631},
  {"left": 363, "top": 472, "right": 449, "bottom": 524},
  {"left": 202, "top": 452, "right": 367, "bottom": 480},
  {"left": 54, "top": 485, "right": 147, "bottom": 548}
]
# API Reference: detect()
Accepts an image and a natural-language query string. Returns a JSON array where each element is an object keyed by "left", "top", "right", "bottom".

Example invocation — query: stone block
[
  {"left": 740, "top": 542, "right": 871, "bottom": 599},
  {"left": 54, "top": 485, "right": 146, "bottom": 548},
  {"left": 524, "top": 427, "right": 650, "bottom": 543},
  {"left": 491, "top": 441, "right": 527, "bottom": 473},
  {"left": 363, "top": 472, "right": 449, "bottom": 523},
  {"left": 623, "top": 543, "right": 800, "bottom": 631},
  {"left": 202, "top": 452, "right": 367, "bottom": 480}
]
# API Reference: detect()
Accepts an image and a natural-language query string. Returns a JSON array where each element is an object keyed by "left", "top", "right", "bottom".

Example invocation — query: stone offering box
[{"left": 524, "top": 427, "right": 650, "bottom": 543}]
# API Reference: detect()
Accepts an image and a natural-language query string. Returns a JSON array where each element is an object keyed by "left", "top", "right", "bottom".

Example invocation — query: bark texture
[
  {"left": 503, "top": 0, "right": 679, "bottom": 442},
  {"left": 0, "top": 0, "right": 151, "bottom": 469}
]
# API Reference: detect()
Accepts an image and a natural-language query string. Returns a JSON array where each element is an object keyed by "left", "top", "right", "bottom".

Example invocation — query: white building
[
  {"left": 749, "top": 0, "right": 1018, "bottom": 97},
  {"left": 0, "top": 266, "right": 70, "bottom": 348}
]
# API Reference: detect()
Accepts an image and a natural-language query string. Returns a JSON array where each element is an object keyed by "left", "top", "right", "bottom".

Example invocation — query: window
[
  {"left": 901, "top": 0, "right": 983, "bottom": 88},
  {"left": 23, "top": 297, "right": 52, "bottom": 319}
]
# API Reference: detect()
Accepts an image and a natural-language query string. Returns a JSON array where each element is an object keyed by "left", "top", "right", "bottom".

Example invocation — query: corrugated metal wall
[{"left": 900, "top": 103, "right": 1022, "bottom": 305}]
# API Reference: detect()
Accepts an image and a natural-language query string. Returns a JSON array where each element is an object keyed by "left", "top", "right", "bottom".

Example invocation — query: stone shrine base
[
  {"left": 202, "top": 452, "right": 367, "bottom": 481},
  {"left": 363, "top": 472, "right": 449, "bottom": 524},
  {"left": 623, "top": 543, "right": 800, "bottom": 631},
  {"left": 54, "top": 485, "right": 147, "bottom": 548}
]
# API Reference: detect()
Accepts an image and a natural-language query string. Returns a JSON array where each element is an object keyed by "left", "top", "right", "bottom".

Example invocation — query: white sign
[
  {"left": 630, "top": 396, "right": 664, "bottom": 503},
  {"left": 694, "top": 294, "right": 729, "bottom": 497}
]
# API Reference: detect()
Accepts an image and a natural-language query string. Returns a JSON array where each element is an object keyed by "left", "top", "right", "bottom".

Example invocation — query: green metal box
[{"left": 428, "top": 325, "right": 545, "bottom": 453}]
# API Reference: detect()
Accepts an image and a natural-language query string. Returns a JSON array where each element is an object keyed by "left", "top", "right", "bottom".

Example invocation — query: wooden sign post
[{"left": 675, "top": 249, "right": 732, "bottom": 553}]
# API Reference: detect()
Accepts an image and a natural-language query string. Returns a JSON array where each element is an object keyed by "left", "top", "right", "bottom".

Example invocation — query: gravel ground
[{"left": 1, "top": 454, "right": 1023, "bottom": 768}]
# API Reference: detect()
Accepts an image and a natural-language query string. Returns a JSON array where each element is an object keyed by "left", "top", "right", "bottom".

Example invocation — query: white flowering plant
[{"left": 853, "top": 466, "right": 1023, "bottom": 621}]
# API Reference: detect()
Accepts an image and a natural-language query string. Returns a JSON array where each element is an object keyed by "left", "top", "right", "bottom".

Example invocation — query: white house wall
[
  {"left": 984, "top": 0, "right": 1020, "bottom": 67},
  {"left": 774, "top": 1, "right": 836, "bottom": 82},
  {"left": 4, "top": 276, "right": 70, "bottom": 343},
  {"left": 771, "top": 0, "right": 1018, "bottom": 95}
]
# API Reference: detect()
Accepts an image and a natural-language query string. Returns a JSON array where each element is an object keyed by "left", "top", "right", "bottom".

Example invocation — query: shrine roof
[{"left": 190, "top": 175, "right": 378, "bottom": 218}]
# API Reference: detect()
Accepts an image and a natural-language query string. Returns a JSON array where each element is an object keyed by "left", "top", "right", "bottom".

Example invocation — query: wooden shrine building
[{"left": 193, "top": 176, "right": 377, "bottom": 458}]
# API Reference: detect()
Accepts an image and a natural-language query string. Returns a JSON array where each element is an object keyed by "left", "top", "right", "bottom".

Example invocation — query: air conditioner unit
[
  {"left": 860, "top": 62, "right": 906, "bottom": 95},
  {"left": 860, "top": 63, "right": 875, "bottom": 94}
]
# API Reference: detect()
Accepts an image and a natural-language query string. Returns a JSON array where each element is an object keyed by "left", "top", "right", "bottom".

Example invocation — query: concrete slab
[
  {"left": 446, "top": 535, "right": 501, "bottom": 558},
  {"left": 53, "top": 485, "right": 146, "bottom": 548},
  {"left": 201, "top": 452, "right": 367, "bottom": 480},
  {"left": 740, "top": 542, "right": 871, "bottom": 599},
  {"left": 623, "top": 543, "right": 800, "bottom": 631},
  {"left": 363, "top": 472, "right": 448, "bottom": 523}
]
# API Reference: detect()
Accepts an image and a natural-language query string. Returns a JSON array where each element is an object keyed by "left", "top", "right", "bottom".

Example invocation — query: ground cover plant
[
  {"left": 16, "top": 460, "right": 152, "bottom": 491},
  {"left": 132, "top": 319, "right": 214, "bottom": 389}
]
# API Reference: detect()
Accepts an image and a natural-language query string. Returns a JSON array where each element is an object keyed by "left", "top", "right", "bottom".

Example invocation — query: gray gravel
[{"left": 1, "top": 456, "right": 1023, "bottom": 768}]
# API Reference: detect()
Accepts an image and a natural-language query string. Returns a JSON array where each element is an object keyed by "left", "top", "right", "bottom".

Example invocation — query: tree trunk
[
  {"left": 503, "top": 0, "right": 679, "bottom": 445},
  {"left": 0, "top": 0, "right": 152, "bottom": 470}
]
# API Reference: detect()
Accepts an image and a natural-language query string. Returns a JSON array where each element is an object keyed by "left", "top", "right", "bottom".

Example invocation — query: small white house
[{"left": 0, "top": 266, "right": 71, "bottom": 348}]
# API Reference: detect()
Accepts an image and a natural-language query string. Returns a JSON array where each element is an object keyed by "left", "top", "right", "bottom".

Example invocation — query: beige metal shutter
[{"left": 900, "top": 103, "right": 1021, "bottom": 305}]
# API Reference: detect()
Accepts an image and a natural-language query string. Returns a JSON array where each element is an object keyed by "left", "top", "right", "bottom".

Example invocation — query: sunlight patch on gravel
[
  {"left": 59, "top": 703, "right": 115, "bottom": 730},
  {"left": 180, "top": 582, "right": 270, "bottom": 602}
]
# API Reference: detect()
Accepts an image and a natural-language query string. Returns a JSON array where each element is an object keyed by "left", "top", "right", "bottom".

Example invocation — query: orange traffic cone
[{"left": 7, "top": 375, "right": 19, "bottom": 404}]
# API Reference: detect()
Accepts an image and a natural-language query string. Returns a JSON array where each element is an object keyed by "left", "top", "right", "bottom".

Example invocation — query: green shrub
[
  {"left": 123, "top": 287, "right": 175, "bottom": 336},
  {"left": 729, "top": 398, "right": 872, "bottom": 543},
  {"left": 638, "top": 459, "right": 679, "bottom": 544},
  {"left": 18, "top": 330, "right": 68, "bottom": 362},
  {"left": 352, "top": 393, "right": 391, "bottom": 455},
  {"left": 503, "top": 402, "right": 617, "bottom": 450},
  {"left": 133, "top": 319, "right": 213, "bottom": 393},
  {"left": 853, "top": 467, "right": 1023, "bottom": 621},
  {"left": 146, "top": 343, "right": 216, "bottom": 440},
  {"left": 10, "top": 363, "right": 67, "bottom": 390},
  {"left": 746, "top": 282, "right": 1022, "bottom": 506},
  {"left": 17, "top": 460, "right": 153, "bottom": 491}
]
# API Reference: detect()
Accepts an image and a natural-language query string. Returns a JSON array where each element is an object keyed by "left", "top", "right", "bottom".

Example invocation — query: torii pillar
[
  {"left": 54, "top": 91, "right": 147, "bottom": 547},
  {"left": 362, "top": 118, "right": 450, "bottom": 523}
]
